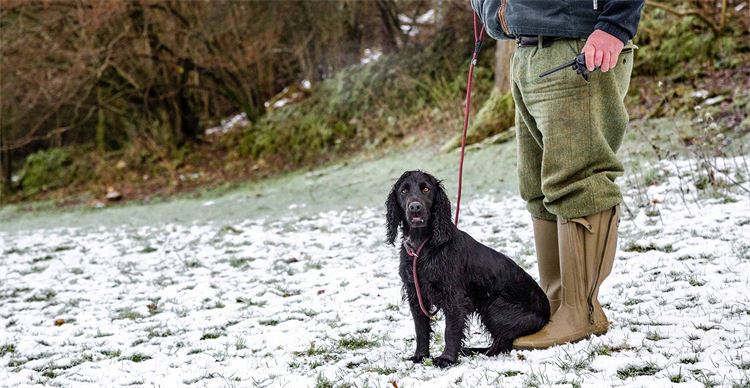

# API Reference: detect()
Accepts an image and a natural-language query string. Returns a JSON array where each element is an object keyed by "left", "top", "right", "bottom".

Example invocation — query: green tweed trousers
[{"left": 511, "top": 39, "right": 634, "bottom": 220}]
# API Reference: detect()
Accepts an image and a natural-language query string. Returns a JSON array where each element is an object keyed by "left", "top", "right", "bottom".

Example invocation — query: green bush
[
  {"left": 20, "top": 148, "right": 76, "bottom": 195},
  {"left": 238, "top": 28, "right": 489, "bottom": 165},
  {"left": 634, "top": 9, "right": 747, "bottom": 76},
  {"left": 442, "top": 88, "right": 515, "bottom": 151}
]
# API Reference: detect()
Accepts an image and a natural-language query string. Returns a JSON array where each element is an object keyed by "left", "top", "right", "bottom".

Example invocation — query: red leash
[
  {"left": 408, "top": 14, "right": 486, "bottom": 318},
  {"left": 404, "top": 238, "right": 435, "bottom": 317},
  {"left": 455, "top": 13, "right": 485, "bottom": 226}
]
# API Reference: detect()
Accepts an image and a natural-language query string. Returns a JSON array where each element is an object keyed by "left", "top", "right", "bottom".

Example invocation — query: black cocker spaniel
[{"left": 386, "top": 170, "right": 549, "bottom": 367}]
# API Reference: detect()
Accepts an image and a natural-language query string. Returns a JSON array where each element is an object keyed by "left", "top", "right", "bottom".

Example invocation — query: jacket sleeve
[
  {"left": 595, "top": 0, "right": 645, "bottom": 44},
  {"left": 470, "top": 0, "right": 512, "bottom": 41}
]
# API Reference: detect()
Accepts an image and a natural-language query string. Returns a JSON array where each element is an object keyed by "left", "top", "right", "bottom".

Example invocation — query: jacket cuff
[
  {"left": 471, "top": 0, "right": 512, "bottom": 41},
  {"left": 594, "top": 22, "right": 631, "bottom": 44}
]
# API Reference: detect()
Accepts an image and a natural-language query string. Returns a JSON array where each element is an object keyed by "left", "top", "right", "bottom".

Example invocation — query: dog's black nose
[{"left": 408, "top": 201, "right": 423, "bottom": 213}]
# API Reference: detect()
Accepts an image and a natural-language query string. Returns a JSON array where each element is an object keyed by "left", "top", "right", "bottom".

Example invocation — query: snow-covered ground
[{"left": 1, "top": 157, "right": 749, "bottom": 387}]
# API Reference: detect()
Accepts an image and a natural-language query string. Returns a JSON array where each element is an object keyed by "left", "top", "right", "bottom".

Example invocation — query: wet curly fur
[{"left": 386, "top": 170, "right": 550, "bottom": 367}]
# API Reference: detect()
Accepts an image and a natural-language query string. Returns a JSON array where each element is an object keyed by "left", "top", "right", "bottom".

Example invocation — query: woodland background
[{"left": 1, "top": 0, "right": 748, "bottom": 206}]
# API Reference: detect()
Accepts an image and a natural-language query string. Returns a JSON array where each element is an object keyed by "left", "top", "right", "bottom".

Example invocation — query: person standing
[{"left": 470, "top": 0, "right": 644, "bottom": 348}]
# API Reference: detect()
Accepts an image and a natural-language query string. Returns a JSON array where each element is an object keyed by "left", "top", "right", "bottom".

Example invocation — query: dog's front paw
[
  {"left": 407, "top": 354, "right": 429, "bottom": 363},
  {"left": 432, "top": 356, "right": 458, "bottom": 368}
]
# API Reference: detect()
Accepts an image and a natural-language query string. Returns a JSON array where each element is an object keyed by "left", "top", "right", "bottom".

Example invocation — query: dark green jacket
[{"left": 471, "top": 0, "right": 644, "bottom": 44}]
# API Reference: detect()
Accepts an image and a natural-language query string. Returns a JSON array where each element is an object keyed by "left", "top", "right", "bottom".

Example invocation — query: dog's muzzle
[{"left": 407, "top": 201, "right": 427, "bottom": 226}]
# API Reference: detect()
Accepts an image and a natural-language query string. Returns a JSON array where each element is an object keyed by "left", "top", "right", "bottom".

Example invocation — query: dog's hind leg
[{"left": 480, "top": 299, "right": 545, "bottom": 356}]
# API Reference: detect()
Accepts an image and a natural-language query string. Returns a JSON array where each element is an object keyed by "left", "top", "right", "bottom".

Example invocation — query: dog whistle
[{"left": 539, "top": 53, "right": 590, "bottom": 81}]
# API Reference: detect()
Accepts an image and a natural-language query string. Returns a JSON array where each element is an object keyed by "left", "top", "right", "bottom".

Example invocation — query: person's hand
[{"left": 582, "top": 29, "right": 624, "bottom": 73}]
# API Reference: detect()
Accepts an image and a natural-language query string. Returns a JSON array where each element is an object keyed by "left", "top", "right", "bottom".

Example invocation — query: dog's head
[{"left": 385, "top": 170, "right": 454, "bottom": 246}]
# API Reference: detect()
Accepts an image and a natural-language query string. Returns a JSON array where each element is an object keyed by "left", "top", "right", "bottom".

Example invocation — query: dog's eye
[
  {"left": 401, "top": 189, "right": 408, "bottom": 194},
  {"left": 422, "top": 187, "right": 430, "bottom": 193}
]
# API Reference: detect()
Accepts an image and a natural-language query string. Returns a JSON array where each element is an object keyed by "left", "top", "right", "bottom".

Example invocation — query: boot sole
[
  {"left": 513, "top": 325, "right": 609, "bottom": 350},
  {"left": 513, "top": 332, "right": 591, "bottom": 350}
]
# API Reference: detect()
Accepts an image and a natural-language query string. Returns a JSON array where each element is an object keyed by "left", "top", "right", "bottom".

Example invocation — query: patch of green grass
[
  {"left": 670, "top": 372, "right": 686, "bottom": 383},
  {"left": 32, "top": 255, "right": 53, "bottom": 263},
  {"left": 295, "top": 308, "right": 318, "bottom": 317},
  {"left": 25, "top": 289, "right": 56, "bottom": 302},
  {"left": 500, "top": 370, "right": 522, "bottom": 377},
  {"left": 94, "top": 329, "right": 113, "bottom": 338},
  {"left": 229, "top": 257, "right": 254, "bottom": 268},
  {"left": 315, "top": 374, "right": 335, "bottom": 388},
  {"left": 694, "top": 323, "right": 719, "bottom": 331},
  {"left": 304, "top": 261, "right": 324, "bottom": 271},
  {"left": 643, "top": 168, "right": 667, "bottom": 186},
  {"left": 220, "top": 225, "right": 242, "bottom": 235},
  {"left": 200, "top": 331, "right": 224, "bottom": 340},
  {"left": 617, "top": 362, "right": 660, "bottom": 379},
  {"left": 688, "top": 276, "right": 707, "bottom": 287},
  {"left": 369, "top": 366, "right": 397, "bottom": 375},
  {"left": 338, "top": 336, "right": 376, "bottom": 350},
  {"left": 27, "top": 265, "right": 47, "bottom": 273},
  {"left": 3, "top": 247, "right": 27, "bottom": 255},
  {"left": 680, "top": 355, "right": 699, "bottom": 364},
  {"left": 555, "top": 349, "right": 593, "bottom": 373},
  {"left": 0, "top": 343, "right": 16, "bottom": 357},
  {"left": 41, "top": 368, "right": 57, "bottom": 379},
  {"left": 122, "top": 353, "right": 151, "bottom": 363},
  {"left": 131, "top": 338, "right": 146, "bottom": 346},
  {"left": 294, "top": 343, "right": 328, "bottom": 357},
  {"left": 146, "top": 327, "right": 173, "bottom": 339},
  {"left": 206, "top": 300, "right": 225, "bottom": 310},
  {"left": 7, "top": 358, "right": 26, "bottom": 367},
  {"left": 646, "top": 330, "right": 667, "bottom": 341},
  {"left": 624, "top": 298, "right": 643, "bottom": 306},
  {"left": 101, "top": 349, "right": 121, "bottom": 358},
  {"left": 622, "top": 242, "right": 674, "bottom": 253},
  {"left": 592, "top": 344, "right": 612, "bottom": 356},
  {"left": 277, "top": 287, "right": 301, "bottom": 298},
  {"left": 259, "top": 319, "right": 280, "bottom": 326},
  {"left": 187, "top": 348, "right": 203, "bottom": 355},
  {"left": 140, "top": 246, "right": 157, "bottom": 253},
  {"left": 114, "top": 307, "right": 143, "bottom": 320}
]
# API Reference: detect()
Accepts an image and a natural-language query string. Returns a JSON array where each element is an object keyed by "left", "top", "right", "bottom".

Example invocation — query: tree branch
[{"left": 645, "top": 0, "right": 721, "bottom": 35}]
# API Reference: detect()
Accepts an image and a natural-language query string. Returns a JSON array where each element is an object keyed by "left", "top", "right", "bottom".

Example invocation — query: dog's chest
[{"left": 400, "top": 256, "right": 452, "bottom": 299}]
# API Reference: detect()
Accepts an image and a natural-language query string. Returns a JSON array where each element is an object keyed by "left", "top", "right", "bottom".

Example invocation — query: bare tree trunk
[
  {"left": 0, "top": 126, "right": 12, "bottom": 200},
  {"left": 96, "top": 85, "right": 106, "bottom": 153},
  {"left": 376, "top": 0, "right": 401, "bottom": 54},
  {"left": 435, "top": 0, "right": 444, "bottom": 28},
  {"left": 494, "top": 40, "right": 515, "bottom": 93}
]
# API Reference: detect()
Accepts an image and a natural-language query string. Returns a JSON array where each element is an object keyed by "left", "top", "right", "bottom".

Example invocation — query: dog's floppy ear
[
  {"left": 385, "top": 178, "right": 404, "bottom": 245},
  {"left": 431, "top": 180, "right": 454, "bottom": 246}
]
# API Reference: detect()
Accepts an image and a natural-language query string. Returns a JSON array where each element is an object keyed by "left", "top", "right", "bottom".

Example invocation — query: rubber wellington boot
[
  {"left": 587, "top": 206, "right": 620, "bottom": 335},
  {"left": 532, "top": 217, "right": 561, "bottom": 315},
  {"left": 514, "top": 206, "right": 620, "bottom": 349}
]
